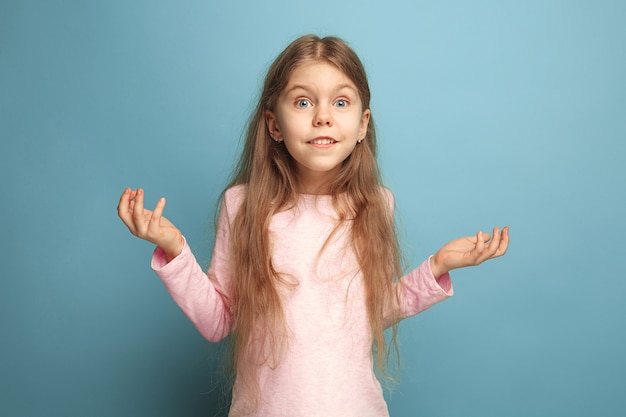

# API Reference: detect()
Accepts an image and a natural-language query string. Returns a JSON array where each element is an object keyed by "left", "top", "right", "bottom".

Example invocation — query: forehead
[{"left": 284, "top": 60, "right": 358, "bottom": 94}]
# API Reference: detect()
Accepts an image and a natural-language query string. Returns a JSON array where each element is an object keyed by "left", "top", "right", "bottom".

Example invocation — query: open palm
[{"left": 430, "top": 227, "right": 510, "bottom": 278}]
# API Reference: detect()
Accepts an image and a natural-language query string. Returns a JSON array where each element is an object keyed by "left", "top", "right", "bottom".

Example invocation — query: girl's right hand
[{"left": 117, "top": 188, "right": 184, "bottom": 262}]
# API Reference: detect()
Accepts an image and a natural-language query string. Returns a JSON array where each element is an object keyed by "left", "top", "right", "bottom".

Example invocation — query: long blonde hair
[{"left": 223, "top": 34, "right": 403, "bottom": 399}]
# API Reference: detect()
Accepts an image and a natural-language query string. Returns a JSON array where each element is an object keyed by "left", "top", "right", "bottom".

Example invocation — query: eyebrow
[{"left": 283, "top": 83, "right": 358, "bottom": 96}]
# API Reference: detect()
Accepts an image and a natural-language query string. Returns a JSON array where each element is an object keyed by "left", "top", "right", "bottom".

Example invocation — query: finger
[
  {"left": 132, "top": 188, "right": 148, "bottom": 236},
  {"left": 482, "top": 226, "right": 509, "bottom": 261},
  {"left": 494, "top": 226, "right": 510, "bottom": 257},
  {"left": 473, "top": 231, "right": 485, "bottom": 257},
  {"left": 127, "top": 189, "right": 138, "bottom": 214},
  {"left": 117, "top": 188, "right": 130, "bottom": 218},
  {"left": 474, "top": 228, "right": 500, "bottom": 264},
  {"left": 117, "top": 188, "right": 137, "bottom": 233},
  {"left": 488, "top": 226, "right": 502, "bottom": 250},
  {"left": 148, "top": 197, "right": 166, "bottom": 235},
  {"left": 128, "top": 188, "right": 138, "bottom": 202}
]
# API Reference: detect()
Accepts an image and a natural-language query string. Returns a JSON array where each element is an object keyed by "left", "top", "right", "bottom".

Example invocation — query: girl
[{"left": 118, "top": 35, "right": 509, "bottom": 417}]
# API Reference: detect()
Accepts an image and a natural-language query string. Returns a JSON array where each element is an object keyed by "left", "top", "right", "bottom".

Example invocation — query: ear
[
  {"left": 358, "top": 109, "right": 371, "bottom": 141},
  {"left": 265, "top": 110, "right": 282, "bottom": 141}
]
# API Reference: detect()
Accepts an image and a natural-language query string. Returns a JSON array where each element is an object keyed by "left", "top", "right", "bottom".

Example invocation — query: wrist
[
  {"left": 429, "top": 254, "right": 447, "bottom": 279},
  {"left": 163, "top": 235, "right": 184, "bottom": 262}
]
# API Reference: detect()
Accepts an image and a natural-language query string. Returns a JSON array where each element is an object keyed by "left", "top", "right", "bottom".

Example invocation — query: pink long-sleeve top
[{"left": 151, "top": 185, "right": 453, "bottom": 416}]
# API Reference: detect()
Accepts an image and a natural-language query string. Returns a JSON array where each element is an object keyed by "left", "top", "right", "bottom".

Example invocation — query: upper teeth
[{"left": 310, "top": 139, "right": 334, "bottom": 145}]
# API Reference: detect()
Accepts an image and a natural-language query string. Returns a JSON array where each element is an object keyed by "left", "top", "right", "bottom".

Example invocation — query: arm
[
  {"left": 385, "top": 257, "right": 454, "bottom": 328},
  {"left": 117, "top": 187, "right": 239, "bottom": 342},
  {"left": 151, "top": 233, "right": 234, "bottom": 342},
  {"left": 385, "top": 228, "right": 509, "bottom": 328},
  {"left": 379, "top": 189, "right": 510, "bottom": 326},
  {"left": 381, "top": 188, "right": 453, "bottom": 326}
]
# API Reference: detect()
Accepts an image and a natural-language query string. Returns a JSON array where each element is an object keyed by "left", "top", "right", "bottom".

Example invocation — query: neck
[
  {"left": 295, "top": 167, "right": 340, "bottom": 195},
  {"left": 296, "top": 176, "right": 332, "bottom": 195}
]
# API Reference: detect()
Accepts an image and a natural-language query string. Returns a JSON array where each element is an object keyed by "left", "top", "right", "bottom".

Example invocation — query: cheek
[{"left": 278, "top": 114, "right": 308, "bottom": 137}]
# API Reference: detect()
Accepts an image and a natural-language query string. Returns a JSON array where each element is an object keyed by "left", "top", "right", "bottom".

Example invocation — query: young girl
[{"left": 118, "top": 35, "right": 509, "bottom": 417}]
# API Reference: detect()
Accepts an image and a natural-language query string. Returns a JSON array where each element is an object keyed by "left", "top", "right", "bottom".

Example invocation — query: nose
[{"left": 313, "top": 104, "right": 333, "bottom": 127}]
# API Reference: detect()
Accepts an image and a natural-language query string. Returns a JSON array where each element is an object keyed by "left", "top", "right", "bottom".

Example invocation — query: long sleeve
[
  {"left": 401, "top": 257, "right": 453, "bottom": 315},
  {"left": 383, "top": 259, "right": 453, "bottom": 328},
  {"left": 150, "top": 186, "right": 245, "bottom": 342},
  {"left": 381, "top": 188, "right": 454, "bottom": 327}
]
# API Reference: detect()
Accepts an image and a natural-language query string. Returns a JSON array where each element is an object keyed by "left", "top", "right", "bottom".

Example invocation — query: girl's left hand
[{"left": 430, "top": 226, "right": 510, "bottom": 278}]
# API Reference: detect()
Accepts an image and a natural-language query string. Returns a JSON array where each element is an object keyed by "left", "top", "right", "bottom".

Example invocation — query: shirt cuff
[
  {"left": 427, "top": 255, "right": 453, "bottom": 295},
  {"left": 151, "top": 236, "right": 188, "bottom": 271}
]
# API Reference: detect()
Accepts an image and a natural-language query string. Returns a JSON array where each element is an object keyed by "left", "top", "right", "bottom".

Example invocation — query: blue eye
[
  {"left": 335, "top": 99, "right": 348, "bottom": 108},
  {"left": 296, "top": 99, "right": 311, "bottom": 108}
]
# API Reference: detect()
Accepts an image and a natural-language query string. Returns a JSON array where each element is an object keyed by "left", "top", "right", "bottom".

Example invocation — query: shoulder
[
  {"left": 222, "top": 184, "right": 248, "bottom": 217},
  {"left": 224, "top": 183, "right": 247, "bottom": 202}
]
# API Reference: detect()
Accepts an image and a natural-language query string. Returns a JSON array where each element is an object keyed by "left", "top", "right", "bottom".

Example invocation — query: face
[{"left": 265, "top": 60, "right": 371, "bottom": 193}]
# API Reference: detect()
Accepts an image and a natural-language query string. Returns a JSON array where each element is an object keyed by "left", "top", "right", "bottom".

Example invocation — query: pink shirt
[{"left": 152, "top": 185, "right": 453, "bottom": 416}]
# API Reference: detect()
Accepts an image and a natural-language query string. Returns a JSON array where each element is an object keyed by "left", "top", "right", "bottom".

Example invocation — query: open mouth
[{"left": 308, "top": 138, "right": 337, "bottom": 145}]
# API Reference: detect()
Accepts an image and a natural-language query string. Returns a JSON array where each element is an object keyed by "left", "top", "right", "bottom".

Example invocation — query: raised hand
[
  {"left": 117, "top": 188, "right": 184, "bottom": 261},
  {"left": 430, "top": 226, "right": 510, "bottom": 278}
]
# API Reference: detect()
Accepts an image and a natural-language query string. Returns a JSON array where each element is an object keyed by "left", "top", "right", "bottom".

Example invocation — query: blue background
[{"left": 2, "top": 1, "right": 625, "bottom": 416}]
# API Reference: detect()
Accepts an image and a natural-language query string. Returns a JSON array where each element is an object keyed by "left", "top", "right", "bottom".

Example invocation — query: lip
[{"left": 307, "top": 136, "right": 337, "bottom": 148}]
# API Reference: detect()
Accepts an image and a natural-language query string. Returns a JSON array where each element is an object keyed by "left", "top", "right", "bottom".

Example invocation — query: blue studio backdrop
[{"left": 1, "top": 1, "right": 625, "bottom": 416}]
